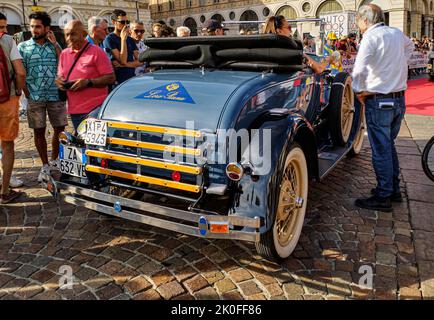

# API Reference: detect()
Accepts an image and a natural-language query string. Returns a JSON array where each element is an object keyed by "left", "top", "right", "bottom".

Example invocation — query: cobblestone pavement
[{"left": 0, "top": 117, "right": 433, "bottom": 300}]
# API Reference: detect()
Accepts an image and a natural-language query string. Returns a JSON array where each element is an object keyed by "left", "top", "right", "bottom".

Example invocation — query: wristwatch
[{"left": 87, "top": 79, "right": 94, "bottom": 88}]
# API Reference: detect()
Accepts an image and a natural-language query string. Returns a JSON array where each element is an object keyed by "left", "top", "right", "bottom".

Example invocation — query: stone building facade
[
  {"left": 149, "top": 0, "right": 434, "bottom": 38},
  {"left": 0, "top": 0, "right": 151, "bottom": 34}
]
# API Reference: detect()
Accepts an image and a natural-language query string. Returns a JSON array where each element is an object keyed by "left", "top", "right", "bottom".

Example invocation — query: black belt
[{"left": 366, "top": 91, "right": 405, "bottom": 100}]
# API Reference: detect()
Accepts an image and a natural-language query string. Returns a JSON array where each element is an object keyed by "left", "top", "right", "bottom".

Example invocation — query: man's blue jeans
[{"left": 364, "top": 96, "right": 406, "bottom": 198}]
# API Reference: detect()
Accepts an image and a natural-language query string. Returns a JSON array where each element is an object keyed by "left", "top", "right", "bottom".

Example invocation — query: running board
[{"left": 318, "top": 146, "right": 350, "bottom": 179}]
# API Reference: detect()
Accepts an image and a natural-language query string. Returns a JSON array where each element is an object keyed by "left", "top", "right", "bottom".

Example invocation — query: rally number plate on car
[
  {"left": 85, "top": 119, "right": 107, "bottom": 146},
  {"left": 59, "top": 145, "right": 87, "bottom": 178}
]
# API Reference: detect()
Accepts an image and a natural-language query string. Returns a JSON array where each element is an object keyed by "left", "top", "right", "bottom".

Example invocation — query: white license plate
[
  {"left": 59, "top": 145, "right": 87, "bottom": 178},
  {"left": 85, "top": 119, "right": 107, "bottom": 146}
]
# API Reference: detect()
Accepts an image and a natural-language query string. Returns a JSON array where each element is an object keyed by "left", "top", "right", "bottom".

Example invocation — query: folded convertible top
[{"left": 140, "top": 34, "right": 304, "bottom": 72}]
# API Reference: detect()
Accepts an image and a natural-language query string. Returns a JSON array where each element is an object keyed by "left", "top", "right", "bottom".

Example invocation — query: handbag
[{"left": 58, "top": 42, "right": 90, "bottom": 102}]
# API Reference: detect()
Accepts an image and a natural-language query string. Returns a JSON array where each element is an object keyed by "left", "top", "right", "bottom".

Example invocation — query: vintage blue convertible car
[{"left": 43, "top": 34, "right": 365, "bottom": 260}]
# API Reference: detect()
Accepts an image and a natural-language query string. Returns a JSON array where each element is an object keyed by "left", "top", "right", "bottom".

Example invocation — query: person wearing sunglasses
[
  {"left": 263, "top": 15, "right": 292, "bottom": 37},
  {"left": 103, "top": 9, "right": 141, "bottom": 85},
  {"left": 263, "top": 16, "right": 326, "bottom": 75},
  {"left": 130, "top": 21, "right": 148, "bottom": 75}
]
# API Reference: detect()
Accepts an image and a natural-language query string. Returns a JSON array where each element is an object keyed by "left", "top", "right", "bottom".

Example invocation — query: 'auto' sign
[{"left": 320, "top": 11, "right": 358, "bottom": 38}]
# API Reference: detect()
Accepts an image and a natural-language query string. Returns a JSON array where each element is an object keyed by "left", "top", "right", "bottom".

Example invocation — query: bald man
[{"left": 55, "top": 20, "right": 115, "bottom": 130}]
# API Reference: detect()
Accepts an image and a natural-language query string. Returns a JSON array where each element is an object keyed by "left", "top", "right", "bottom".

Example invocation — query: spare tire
[{"left": 328, "top": 72, "right": 355, "bottom": 146}]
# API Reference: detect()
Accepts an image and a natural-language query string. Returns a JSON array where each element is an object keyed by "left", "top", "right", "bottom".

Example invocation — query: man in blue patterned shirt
[{"left": 18, "top": 11, "right": 67, "bottom": 182}]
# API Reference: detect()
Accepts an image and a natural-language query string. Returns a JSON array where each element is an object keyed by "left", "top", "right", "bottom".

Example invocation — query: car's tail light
[
  {"left": 210, "top": 222, "right": 229, "bottom": 234},
  {"left": 101, "top": 159, "right": 109, "bottom": 168},
  {"left": 172, "top": 171, "right": 181, "bottom": 182},
  {"left": 226, "top": 163, "right": 244, "bottom": 181}
]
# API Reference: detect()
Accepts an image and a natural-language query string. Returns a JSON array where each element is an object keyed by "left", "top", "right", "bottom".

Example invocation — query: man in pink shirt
[{"left": 56, "top": 20, "right": 115, "bottom": 130}]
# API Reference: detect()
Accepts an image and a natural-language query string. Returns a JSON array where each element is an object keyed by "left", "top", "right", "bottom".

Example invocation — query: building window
[
  {"left": 316, "top": 0, "right": 343, "bottom": 17},
  {"left": 302, "top": 2, "right": 311, "bottom": 13},
  {"left": 199, "top": 0, "right": 206, "bottom": 6},
  {"left": 214, "top": 0, "right": 220, "bottom": 4},
  {"left": 262, "top": 7, "right": 270, "bottom": 17},
  {"left": 186, "top": 0, "right": 193, "bottom": 8},
  {"left": 184, "top": 17, "right": 198, "bottom": 36},
  {"left": 211, "top": 14, "right": 224, "bottom": 23},
  {"left": 169, "top": 1, "right": 175, "bottom": 10},
  {"left": 240, "top": 10, "right": 259, "bottom": 32},
  {"left": 240, "top": 10, "right": 258, "bottom": 22},
  {"left": 276, "top": 5, "right": 297, "bottom": 20}
]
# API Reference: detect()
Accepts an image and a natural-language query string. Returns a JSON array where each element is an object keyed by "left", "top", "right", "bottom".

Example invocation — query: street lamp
[
  {"left": 21, "top": 0, "right": 41, "bottom": 31},
  {"left": 21, "top": 0, "right": 27, "bottom": 31},
  {"left": 136, "top": 1, "right": 140, "bottom": 20},
  {"left": 126, "top": 0, "right": 147, "bottom": 21}
]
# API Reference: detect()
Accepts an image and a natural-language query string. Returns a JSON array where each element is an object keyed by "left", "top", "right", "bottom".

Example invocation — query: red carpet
[{"left": 406, "top": 78, "right": 434, "bottom": 116}]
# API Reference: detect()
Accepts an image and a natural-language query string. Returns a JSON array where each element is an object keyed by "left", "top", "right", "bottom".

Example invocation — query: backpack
[{"left": 0, "top": 33, "right": 14, "bottom": 103}]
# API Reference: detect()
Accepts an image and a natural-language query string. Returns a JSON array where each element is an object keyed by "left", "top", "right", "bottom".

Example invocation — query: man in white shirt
[{"left": 352, "top": 4, "right": 414, "bottom": 212}]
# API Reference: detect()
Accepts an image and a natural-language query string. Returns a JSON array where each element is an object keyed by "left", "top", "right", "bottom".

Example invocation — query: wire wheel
[
  {"left": 255, "top": 143, "right": 308, "bottom": 260},
  {"left": 329, "top": 73, "right": 355, "bottom": 146},
  {"left": 340, "top": 79, "right": 355, "bottom": 143},
  {"left": 349, "top": 113, "right": 366, "bottom": 156}
]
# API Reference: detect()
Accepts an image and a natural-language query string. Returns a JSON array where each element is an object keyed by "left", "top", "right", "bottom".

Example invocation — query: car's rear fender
[{"left": 231, "top": 114, "right": 317, "bottom": 234}]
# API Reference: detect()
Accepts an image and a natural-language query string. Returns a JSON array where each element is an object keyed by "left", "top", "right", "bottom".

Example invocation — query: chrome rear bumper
[{"left": 43, "top": 177, "right": 261, "bottom": 242}]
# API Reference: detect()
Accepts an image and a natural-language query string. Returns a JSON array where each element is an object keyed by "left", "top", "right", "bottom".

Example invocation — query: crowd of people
[
  {"left": 303, "top": 32, "right": 359, "bottom": 57},
  {"left": 412, "top": 36, "right": 434, "bottom": 52},
  {"left": 0, "top": 5, "right": 425, "bottom": 213}
]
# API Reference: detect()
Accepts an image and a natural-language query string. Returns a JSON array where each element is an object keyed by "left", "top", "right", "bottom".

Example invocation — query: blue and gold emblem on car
[{"left": 134, "top": 82, "right": 195, "bottom": 104}]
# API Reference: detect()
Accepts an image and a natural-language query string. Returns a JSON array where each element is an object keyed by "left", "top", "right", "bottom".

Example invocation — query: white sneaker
[
  {"left": 0, "top": 176, "right": 23, "bottom": 188},
  {"left": 38, "top": 164, "right": 51, "bottom": 183},
  {"left": 9, "top": 176, "right": 24, "bottom": 188},
  {"left": 50, "top": 159, "right": 60, "bottom": 171}
]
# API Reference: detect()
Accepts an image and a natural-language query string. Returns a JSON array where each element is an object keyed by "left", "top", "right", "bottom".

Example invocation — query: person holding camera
[
  {"left": 103, "top": 9, "right": 142, "bottom": 85},
  {"left": 17, "top": 11, "right": 67, "bottom": 182},
  {"left": 55, "top": 20, "right": 115, "bottom": 131}
]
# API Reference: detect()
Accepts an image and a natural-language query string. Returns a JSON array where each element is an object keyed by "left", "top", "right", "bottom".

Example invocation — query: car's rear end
[
  {"left": 44, "top": 69, "right": 264, "bottom": 242},
  {"left": 43, "top": 34, "right": 305, "bottom": 247}
]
